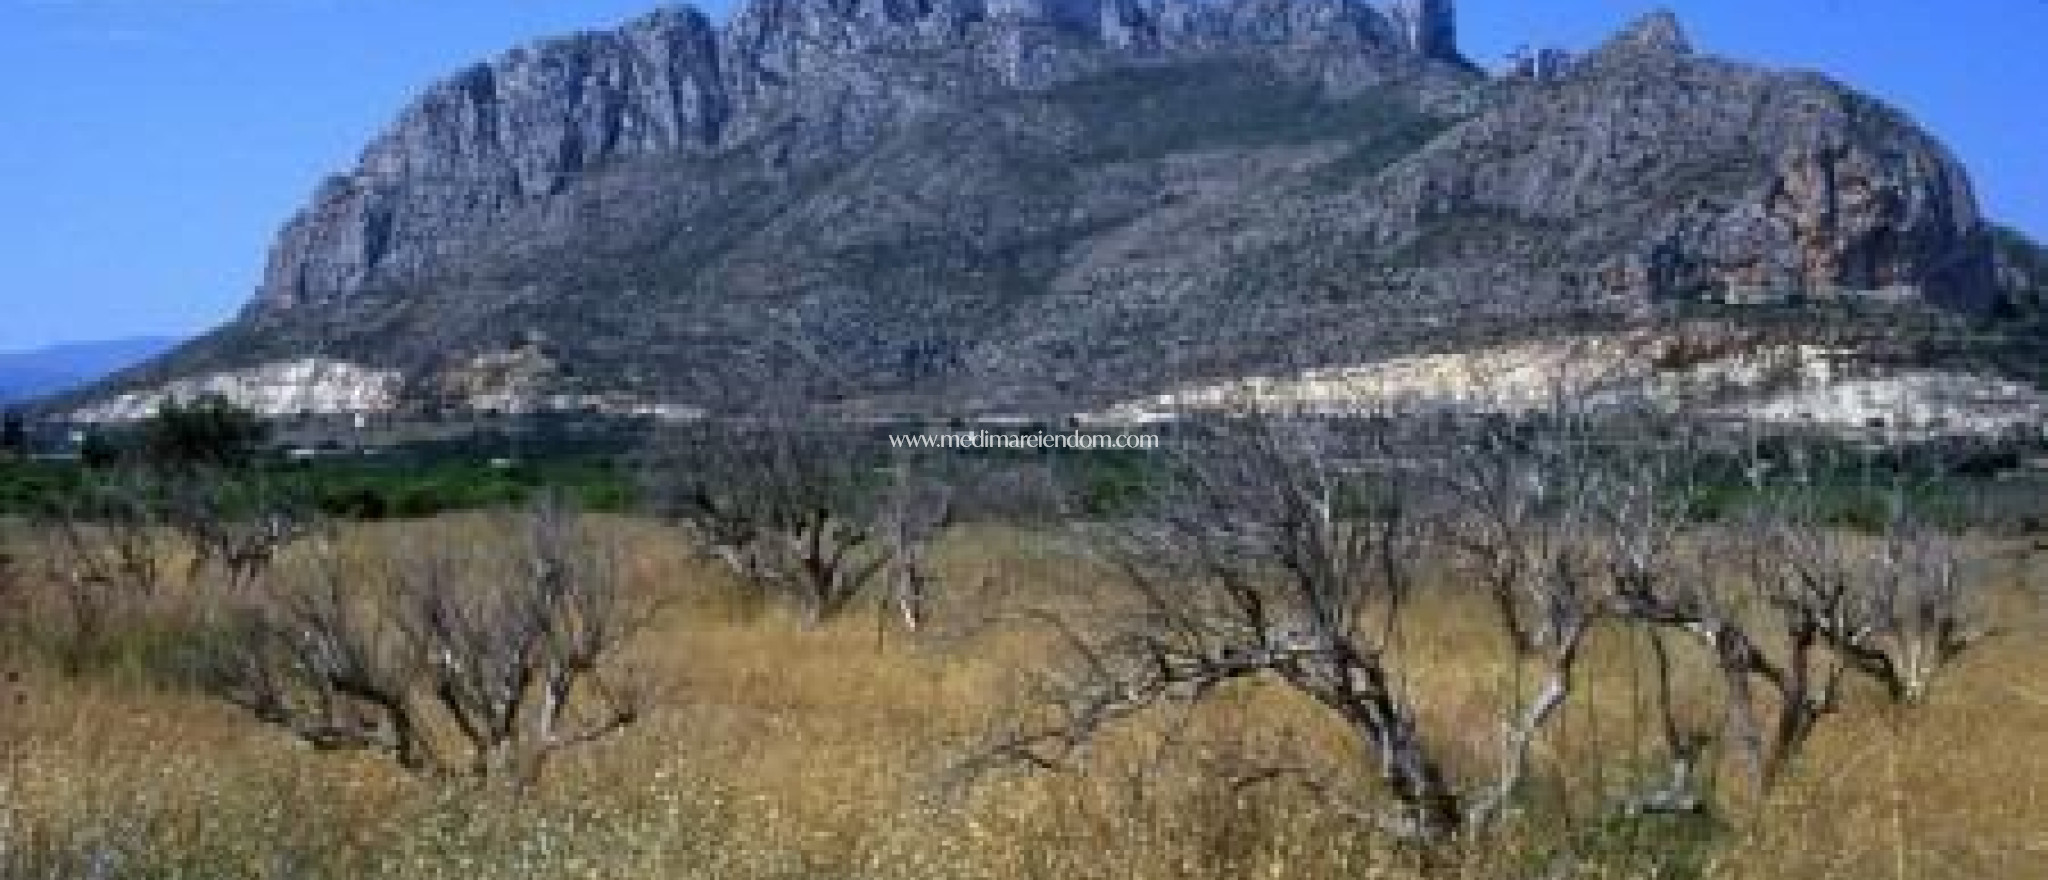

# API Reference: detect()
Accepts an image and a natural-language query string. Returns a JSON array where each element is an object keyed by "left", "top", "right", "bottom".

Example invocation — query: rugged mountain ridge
[
  {"left": 257, "top": 0, "right": 1467, "bottom": 313},
  {"left": 119, "top": 0, "right": 2002, "bottom": 417}
]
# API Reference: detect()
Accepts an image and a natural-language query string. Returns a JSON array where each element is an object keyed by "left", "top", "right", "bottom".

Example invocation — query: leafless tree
[
  {"left": 1765, "top": 491, "right": 1985, "bottom": 706},
  {"left": 19, "top": 462, "right": 311, "bottom": 679},
  {"left": 198, "top": 494, "right": 645, "bottom": 786},
  {"left": 645, "top": 423, "right": 892, "bottom": 626},
  {"left": 969, "top": 411, "right": 1993, "bottom": 843},
  {"left": 1428, "top": 411, "right": 1620, "bottom": 825},
  {"left": 875, "top": 462, "right": 954, "bottom": 633},
  {"left": 161, "top": 469, "right": 310, "bottom": 597},
  {"left": 1578, "top": 421, "right": 1729, "bottom": 809},
  {"left": 206, "top": 541, "right": 430, "bottom": 767},
  {"left": 1598, "top": 430, "right": 1988, "bottom": 793},
  {"left": 975, "top": 416, "right": 1525, "bottom": 841},
  {"left": 29, "top": 474, "right": 172, "bottom": 674}
]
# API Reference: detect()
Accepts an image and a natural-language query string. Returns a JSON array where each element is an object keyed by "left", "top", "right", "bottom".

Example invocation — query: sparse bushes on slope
[{"left": 1043, "top": 61, "right": 1451, "bottom": 167}]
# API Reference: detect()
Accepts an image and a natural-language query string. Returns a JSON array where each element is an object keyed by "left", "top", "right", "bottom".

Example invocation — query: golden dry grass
[{"left": 1, "top": 519, "right": 2044, "bottom": 879}]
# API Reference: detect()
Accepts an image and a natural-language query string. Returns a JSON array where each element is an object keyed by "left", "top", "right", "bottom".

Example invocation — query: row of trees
[
  {"left": 5, "top": 399, "right": 633, "bottom": 785},
  {"left": 617, "top": 410, "right": 1993, "bottom": 846},
  {"left": 968, "top": 412, "right": 1989, "bottom": 845},
  {"left": 11, "top": 411, "right": 961, "bottom": 788},
  {"left": 14, "top": 460, "right": 645, "bottom": 787}
]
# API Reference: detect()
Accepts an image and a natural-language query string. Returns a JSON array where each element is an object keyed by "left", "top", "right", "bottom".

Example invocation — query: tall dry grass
[{"left": 1, "top": 518, "right": 2043, "bottom": 879}]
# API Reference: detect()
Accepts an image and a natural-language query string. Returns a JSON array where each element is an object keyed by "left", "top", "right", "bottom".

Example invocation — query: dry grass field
[{"left": 2, "top": 517, "right": 2045, "bottom": 880}]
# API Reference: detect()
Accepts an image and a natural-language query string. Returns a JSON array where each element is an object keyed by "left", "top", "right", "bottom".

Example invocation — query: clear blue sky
[{"left": 2, "top": 0, "right": 2042, "bottom": 352}]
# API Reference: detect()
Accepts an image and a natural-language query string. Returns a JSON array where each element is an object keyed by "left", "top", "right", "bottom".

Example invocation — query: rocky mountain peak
[
  {"left": 1590, "top": 9, "right": 1692, "bottom": 63},
  {"left": 623, "top": 5, "right": 716, "bottom": 37}
]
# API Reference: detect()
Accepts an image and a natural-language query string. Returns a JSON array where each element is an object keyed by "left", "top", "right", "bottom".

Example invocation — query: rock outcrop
[
  {"left": 68, "top": 359, "right": 402, "bottom": 423},
  {"left": 1090, "top": 328, "right": 2048, "bottom": 437},
  {"left": 121, "top": 1, "right": 2003, "bottom": 416},
  {"left": 1994, "top": 226, "right": 2048, "bottom": 312},
  {"left": 1388, "top": 0, "right": 1462, "bottom": 66},
  {"left": 1349, "top": 12, "right": 1991, "bottom": 310},
  {"left": 1582, "top": 9, "right": 1690, "bottom": 66}
]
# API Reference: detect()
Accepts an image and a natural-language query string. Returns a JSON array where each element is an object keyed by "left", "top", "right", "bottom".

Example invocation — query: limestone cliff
[{"left": 254, "top": 0, "right": 1453, "bottom": 313}]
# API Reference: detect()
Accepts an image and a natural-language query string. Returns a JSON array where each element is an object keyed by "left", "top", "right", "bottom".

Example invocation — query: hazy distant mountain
[{"left": 0, "top": 337, "right": 181, "bottom": 405}]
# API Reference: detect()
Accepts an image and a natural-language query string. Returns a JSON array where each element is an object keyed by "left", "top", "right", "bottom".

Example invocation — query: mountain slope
[{"left": 108, "top": 1, "right": 1998, "bottom": 417}]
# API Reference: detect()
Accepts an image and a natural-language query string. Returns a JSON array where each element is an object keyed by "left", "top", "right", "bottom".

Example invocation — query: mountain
[
  {"left": 96, "top": 1, "right": 2006, "bottom": 420},
  {"left": 1994, "top": 225, "right": 2048, "bottom": 317},
  {"left": 0, "top": 337, "right": 181, "bottom": 405}
]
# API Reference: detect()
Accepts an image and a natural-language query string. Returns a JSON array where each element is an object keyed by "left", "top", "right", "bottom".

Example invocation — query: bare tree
[
  {"left": 198, "top": 494, "right": 645, "bottom": 786},
  {"left": 1429, "top": 411, "right": 1615, "bottom": 826},
  {"left": 645, "top": 423, "right": 889, "bottom": 626},
  {"left": 975, "top": 416, "right": 1549, "bottom": 841},
  {"left": 1600, "top": 431, "right": 1989, "bottom": 793},
  {"left": 971, "top": 410, "right": 1995, "bottom": 844},
  {"left": 1580, "top": 421, "right": 1729, "bottom": 809},
  {"left": 875, "top": 460, "right": 954, "bottom": 633},
  {"left": 20, "top": 461, "right": 311, "bottom": 680},
  {"left": 206, "top": 542, "right": 430, "bottom": 767},
  {"left": 161, "top": 469, "right": 309, "bottom": 597},
  {"left": 1765, "top": 491, "right": 1986, "bottom": 706},
  {"left": 29, "top": 474, "right": 172, "bottom": 674},
  {"left": 396, "top": 495, "right": 642, "bottom": 781}
]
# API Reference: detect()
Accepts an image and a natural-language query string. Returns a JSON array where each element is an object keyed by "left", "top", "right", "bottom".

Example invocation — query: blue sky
[{"left": 1, "top": 0, "right": 2042, "bottom": 352}]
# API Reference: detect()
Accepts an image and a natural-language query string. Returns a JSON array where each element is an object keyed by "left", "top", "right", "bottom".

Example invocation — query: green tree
[
  {"left": 0, "top": 409, "right": 25, "bottom": 458},
  {"left": 77, "top": 430, "right": 121, "bottom": 469},
  {"left": 139, "top": 395, "right": 268, "bottom": 470}
]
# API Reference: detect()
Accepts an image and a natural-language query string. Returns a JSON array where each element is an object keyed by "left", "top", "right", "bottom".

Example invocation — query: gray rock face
[
  {"left": 257, "top": 0, "right": 1442, "bottom": 312},
  {"left": 1584, "top": 9, "right": 1690, "bottom": 66},
  {"left": 263, "top": 7, "right": 730, "bottom": 309},
  {"left": 1352, "top": 16, "right": 1991, "bottom": 310},
  {"left": 173, "top": 2, "right": 2001, "bottom": 414},
  {"left": 1995, "top": 227, "right": 2048, "bottom": 311},
  {"left": 1387, "top": 0, "right": 1461, "bottom": 66}
]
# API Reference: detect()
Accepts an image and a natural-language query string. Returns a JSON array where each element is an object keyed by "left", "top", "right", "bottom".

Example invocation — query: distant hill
[{"left": 0, "top": 337, "right": 181, "bottom": 405}]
